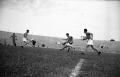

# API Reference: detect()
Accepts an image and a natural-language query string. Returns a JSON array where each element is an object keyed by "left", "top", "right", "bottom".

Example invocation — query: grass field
[{"left": 0, "top": 45, "right": 120, "bottom": 77}]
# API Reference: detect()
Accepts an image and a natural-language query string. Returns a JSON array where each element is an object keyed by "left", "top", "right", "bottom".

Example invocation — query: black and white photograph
[{"left": 0, "top": 0, "right": 120, "bottom": 77}]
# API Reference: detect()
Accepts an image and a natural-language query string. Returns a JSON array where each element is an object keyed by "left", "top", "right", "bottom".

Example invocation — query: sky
[{"left": 0, "top": 0, "right": 120, "bottom": 41}]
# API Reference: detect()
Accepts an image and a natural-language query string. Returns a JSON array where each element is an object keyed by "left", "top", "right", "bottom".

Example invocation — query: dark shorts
[{"left": 32, "top": 40, "right": 36, "bottom": 45}]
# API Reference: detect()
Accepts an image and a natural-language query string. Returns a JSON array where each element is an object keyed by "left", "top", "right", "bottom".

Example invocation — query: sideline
[{"left": 69, "top": 58, "right": 85, "bottom": 77}]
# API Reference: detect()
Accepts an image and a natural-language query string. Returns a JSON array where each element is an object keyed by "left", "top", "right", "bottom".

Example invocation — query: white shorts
[
  {"left": 23, "top": 37, "right": 27, "bottom": 42},
  {"left": 87, "top": 39, "right": 93, "bottom": 45},
  {"left": 65, "top": 43, "right": 73, "bottom": 47}
]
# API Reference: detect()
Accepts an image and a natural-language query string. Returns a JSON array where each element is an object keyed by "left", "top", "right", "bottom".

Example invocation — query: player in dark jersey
[
  {"left": 83, "top": 29, "right": 101, "bottom": 55},
  {"left": 31, "top": 39, "right": 36, "bottom": 47},
  {"left": 10, "top": 33, "right": 17, "bottom": 46},
  {"left": 60, "top": 33, "right": 73, "bottom": 52}
]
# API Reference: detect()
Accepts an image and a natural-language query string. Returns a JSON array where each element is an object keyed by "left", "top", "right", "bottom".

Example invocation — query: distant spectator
[{"left": 10, "top": 33, "right": 17, "bottom": 46}]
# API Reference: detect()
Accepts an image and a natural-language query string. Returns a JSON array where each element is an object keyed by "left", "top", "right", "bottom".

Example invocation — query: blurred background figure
[
  {"left": 31, "top": 39, "right": 36, "bottom": 47},
  {"left": 10, "top": 33, "right": 17, "bottom": 46}
]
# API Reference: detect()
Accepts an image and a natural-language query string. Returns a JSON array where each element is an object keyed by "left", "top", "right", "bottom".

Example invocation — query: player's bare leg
[
  {"left": 85, "top": 45, "right": 90, "bottom": 52},
  {"left": 23, "top": 41, "right": 28, "bottom": 47},
  {"left": 60, "top": 45, "right": 68, "bottom": 51},
  {"left": 91, "top": 45, "right": 101, "bottom": 55},
  {"left": 67, "top": 46, "right": 72, "bottom": 52},
  {"left": 13, "top": 41, "right": 17, "bottom": 46},
  {"left": 60, "top": 44, "right": 72, "bottom": 52}
]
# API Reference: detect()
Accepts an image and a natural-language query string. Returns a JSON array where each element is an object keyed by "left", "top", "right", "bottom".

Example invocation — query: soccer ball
[
  {"left": 100, "top": 45, "right": 105, "bottom": 49},
  {"left": 56, "top": 41, "right": 61, "bottom": 45}
]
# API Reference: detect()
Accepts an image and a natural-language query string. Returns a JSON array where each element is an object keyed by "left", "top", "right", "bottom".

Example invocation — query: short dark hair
[
  {"left": 66, "top": 33, "right": 69, "bottom": 35},
  {"left": 26, "top": 29, "right": 29, "bottom": 32},
  {"left": 84, "top": 29, "right": 87, "bottom": 32}
]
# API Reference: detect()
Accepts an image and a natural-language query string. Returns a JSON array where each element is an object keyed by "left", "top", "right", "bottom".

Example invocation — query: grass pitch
[{"left": 0, "top": 45, "right": 120, "bottom": 77}]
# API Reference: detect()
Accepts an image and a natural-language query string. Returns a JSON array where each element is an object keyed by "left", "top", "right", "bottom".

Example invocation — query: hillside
[
  {"left": 0, "top": 30, "right": 120, "bottom": 54},
  {"left": 0, "top": 31, "right": 63, "bottom": 49}
]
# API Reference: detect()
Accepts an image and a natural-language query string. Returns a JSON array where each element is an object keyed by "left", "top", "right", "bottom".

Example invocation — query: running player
[
  {"left": 10, "top": 33, "right": 17, "bottom": 46},
  {"left": 22, "top": 29, "right": 29, "bottom": 47},
  {"left": 60, "top": 33, "right": 73, "bottom": 52},
  {"left": 83, "top": 29, "right": 101, "bottom": 55}
]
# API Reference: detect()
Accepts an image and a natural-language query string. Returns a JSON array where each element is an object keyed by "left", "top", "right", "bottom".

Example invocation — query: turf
[{"left": 0, "top": 45, "right": 120, "bottom": 77}]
